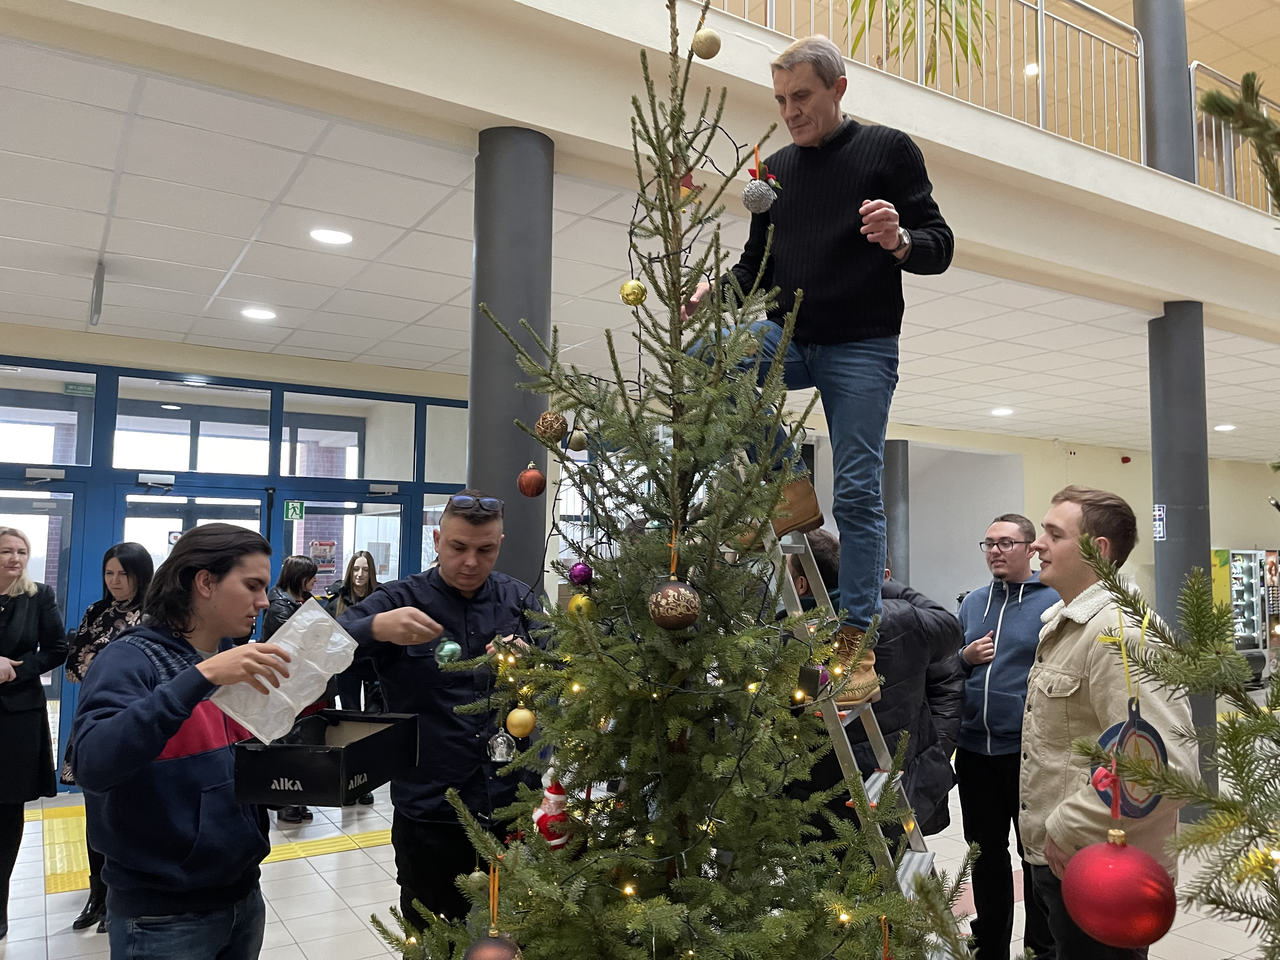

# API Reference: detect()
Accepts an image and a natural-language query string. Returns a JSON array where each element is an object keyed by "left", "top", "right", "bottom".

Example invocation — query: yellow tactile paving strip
[{"left": 33, "top": 804, "right": 391, "bottom": 894}]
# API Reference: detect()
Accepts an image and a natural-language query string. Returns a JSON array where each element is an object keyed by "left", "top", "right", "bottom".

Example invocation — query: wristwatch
[{"left": 890, "top": 226, "right": 911, "bottom": 254}]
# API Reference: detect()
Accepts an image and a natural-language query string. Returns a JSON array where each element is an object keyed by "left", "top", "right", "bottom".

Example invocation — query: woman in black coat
[
  {"left": 62, "top": 541, "right": 153, "bottom": 934},
  {"left": 0, "top": 526, "right": 67, "bottom": 940}
]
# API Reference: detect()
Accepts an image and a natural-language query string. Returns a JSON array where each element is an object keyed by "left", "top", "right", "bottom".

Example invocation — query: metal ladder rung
[
  {"left": 896, "top": 849, "right": 936, "bottom": 898},
  {"left": 862, "top": 769, "right": 898, "bottom": 808}
]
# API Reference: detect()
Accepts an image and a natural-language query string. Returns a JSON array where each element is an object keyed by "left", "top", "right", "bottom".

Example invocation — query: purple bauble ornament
[{"left": 568, "top": 562, "right": 593, "bottom": 586}]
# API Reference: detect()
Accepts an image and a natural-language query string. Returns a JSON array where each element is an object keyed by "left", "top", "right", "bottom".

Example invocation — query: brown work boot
[
  {"left": 831, "top": 625, "right": 880, "bottom": 707},
  {"left": 771, "top": 478, "right": 824, "bottom": 538}
]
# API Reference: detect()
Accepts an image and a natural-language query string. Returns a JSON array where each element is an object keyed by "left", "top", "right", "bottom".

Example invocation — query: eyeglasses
[
  {"left": 979, "top": 539, "right": 1032, "bottom": 553},
  {"left": 448, "top": 494, "right": 504, "bottom": 515}
]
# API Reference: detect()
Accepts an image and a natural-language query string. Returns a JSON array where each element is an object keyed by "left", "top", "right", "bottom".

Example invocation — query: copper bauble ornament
[
  {"left": 567, "top": 428, "right": 589, "bottom": 452},
  {"left": 619, "top": 279, "right": 647, "bottom": 306},
  {"left": 1062, "top": 829, "right": 1176, "bottom": 948},
  {"left": 517, "top": 461, "right": 546, "bottom": 497},
  {"left": 506, "top": 706, "right": 537, "bottom": 738},
  {"left": 691, "top": 28, "right": 722, "bottom": 59},
  {"left": 534, "top": 410, "right": 568, "bottom": 443},
  {"left": 567, "top": 593, "right": 596, "bottom": 618},
  {"left": 648, "top": 577, "right": 700, "bottom": 629}
]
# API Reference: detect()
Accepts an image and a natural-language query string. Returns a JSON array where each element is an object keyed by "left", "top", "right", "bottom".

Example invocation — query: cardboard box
[{"left": 234, "top": 710, "right": 419, "bottom": 806}]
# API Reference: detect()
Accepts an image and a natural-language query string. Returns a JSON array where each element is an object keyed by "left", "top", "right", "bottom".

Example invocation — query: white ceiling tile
[
  {"left": 419, "top": 304, "right": 471, "bottom": 328},
  {"left": 904, "top": 294, "right": 1007, "bottom": 328},
  {"left": 954, "top": 310, "right": 1074, "bottom": 341},
  {"left": 137, "top": 78, "right": 328, "bottom": 151},
  {"left": 114, "top": 175, "right": 270, "bottom": 238},
  {"left": 272, "top": 344, "right": 351, "bottom": 361},
  {"left": 201, "top": 299, "right": 308, "bottom": 330},
  {"left": 417, "top": 190, "right": 475, "bottom": 239},
  {"left": 183, "top": 334, "right": 280, "bottom": 353},
  {"left": 963, "top": 281, "right": 1071, "bottom": 309},
  {"left": 0, "top": 310, "right": 85, "bottom": 331},
  {"left": 92, "top": 323, "right": 188, "bottom": 343},
  {"left": 899, "top": 355, "right": 980, "bottom": 377},
  {"left": 124, "top": 117, "right": 303, "bottom": 199},
  {"left": 0, "top": 88, "right": 126, "bottom": 168},
  {"left": 322, "top": 288, "right": 432, "bottom": 324},
  {"left": 303, "top": 312, "right": 406, "bottom": 340},
  {"left": 0, "top": 236, "right": 98, "bottom": 276},
  {"left": 346, "top": 262, "right": 469, "bottom": 302},
  {"left": 280, "top": 329, "right": 372, "bottom": 353},
  {"left": 106, "top": 220, "right": 246, "bottom": 269},
  {"left": 900, "top": 328, "right": 990, "bottom": 354},
  {"left": 554, "top": 218, "right": 628, "bottom": 267},
  {"left": 283, "top": 158, "right": 451, "bottom": 227},
  {"left": 101, "top": 283, "right": 206, "bottom": 316},
  {"left": 192, "top": 317, "right": 293, "bottom": 343},
  {"left": 360, "top": 352, "right": 435, "bottom": 371},
  {"left": 381, "top": 231, "right": 473, "bottom": 274},
  {"left": 318, "top": 125, "right": 474, "bottom": 184},
  {"left": 358, "top": 341, "right": 452, "bottom": 363},
  {"left": 0, "top": 152, "right": 113, "bottom": 212},
  {"left": 942, "top": 341, "right": 1046, "bottom": 364},
  {"left": 107, "top": 256, "right": 223, "bottom": 296},
  {"left": 553, "top": 175, "right": 624, "bottom": 214},
  {"left": 235, "top": 242, "right": 368, "bottom": 288},
  {"left": 1029, "top": 296, "right": 1139, "bottom": 322},
  {"left": 902, "top": 266, "right": 996, "bottom": 296},
  {"left": 393, "top": 324, "right": 473, "bottom": 350},
  {"left": 552, "top": 260, "right": 626, "bottom": 297},
  {"left": 255, "top": 205, "right": 404, "bottom": 259},
  {"left": 0, "top": 198, "right": 104, "bottom": 248},
  {"left": 0, "top": 267, "right": 88, "bottom": 300},
  {"left": 0, "top": 292, "right": 86, "bottom": 322},
  {"left": 0, "top": 40, "right": 138, "bottom": 110},
  {"left": 589, "top": 193, "right": 641, "bottom": 224},
  {"left": 95, "top": 304, "right": 196, "bottom": 333},
  {"left": 217, "top": 273, "right": 337, "bottom": 310}
]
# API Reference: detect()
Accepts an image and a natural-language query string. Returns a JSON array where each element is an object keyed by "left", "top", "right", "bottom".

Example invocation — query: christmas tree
[
  {"left": 373, "top": 2, "right": 970, "bottom": 957},
  {"left": 1076, "top": 538, "right": 1280, "bottom": 960}
]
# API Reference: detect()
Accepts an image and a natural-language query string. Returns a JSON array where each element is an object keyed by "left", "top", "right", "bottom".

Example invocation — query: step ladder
[{"left": 768, "top": 528, "right": 936, "bottom": 899}]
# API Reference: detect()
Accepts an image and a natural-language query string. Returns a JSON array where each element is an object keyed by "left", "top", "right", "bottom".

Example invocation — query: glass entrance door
[
  {"left": 281, "top": 496, "right": 405, "bottom": 597},
  {"left": 120, "top": 491, "right": 264, "bottom": 572}
]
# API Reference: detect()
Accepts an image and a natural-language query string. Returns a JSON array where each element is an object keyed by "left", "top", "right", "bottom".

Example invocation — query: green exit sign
[
  {"left": 284, "top": 500, "right": 305, "bottom": 521},
  {"left": 63, "top": 382, "right": 95, "bottom": 397}
]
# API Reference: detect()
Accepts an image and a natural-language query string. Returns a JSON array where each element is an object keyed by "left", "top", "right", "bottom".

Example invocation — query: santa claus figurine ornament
[{"left": 532, "top": 771, "right": 570, "bottom": 850}]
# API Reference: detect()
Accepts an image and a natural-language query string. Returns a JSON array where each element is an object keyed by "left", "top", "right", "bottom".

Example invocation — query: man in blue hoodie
[
  {"left": 956, "top": 513, "right": 1058, "bottom": 960},
  {"left": 74, "top": 523, "right": 294, "bottom": 960}
]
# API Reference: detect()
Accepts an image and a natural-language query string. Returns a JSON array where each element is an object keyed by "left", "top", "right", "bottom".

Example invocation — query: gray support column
[
  {"left": 883, "top": 439, "right": 909, "bottom": 585},
  {"left": 1149, "top": 302, "right": 1214, "bottom": 795},
  {"left": 1132, "top": 0, "right": 1196, "bottom": 180},
  {"left": 470, "top": 127, "right": 554, "bottom": 585}
]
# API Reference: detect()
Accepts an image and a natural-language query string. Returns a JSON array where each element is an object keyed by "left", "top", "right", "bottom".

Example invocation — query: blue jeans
[
  {"left": 709, "top": 320, "right": 899, "bottom": 630},
  {"left": 108, "top": 888, "right": 266, "bottom": 960}
]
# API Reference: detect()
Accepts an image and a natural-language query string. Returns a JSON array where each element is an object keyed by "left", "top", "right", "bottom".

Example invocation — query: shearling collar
[{"left": 1040, "top": 580, "right": 1111, "bottom": 630}]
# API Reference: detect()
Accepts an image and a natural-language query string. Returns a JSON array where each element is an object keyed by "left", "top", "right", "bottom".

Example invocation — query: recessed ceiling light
[
  {"left": 1213, "top": 423, "right": 1237, "bottom": 432},
  {"left": 310, "top": 228, "right": 353, "bottom": 245},
  {"left": 160, "top": 404, "right": 182, "bottom": 411},
  {"left": 241, "top": 307, "right": 276, "bottom": 321},
  {"left": 991, "top": 407, "right": 1014, "bottom": 417},
  {"left": 1024, "top": 63, "right": 1040, "bottom": 77}
]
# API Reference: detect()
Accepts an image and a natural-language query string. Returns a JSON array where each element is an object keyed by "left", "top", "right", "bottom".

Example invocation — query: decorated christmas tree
[
  {"left": 373, "top": 2, "right": 970, "bottom": 957},
  {"left": 1075, "top": 538, "right": 1280, "bottom": 959}
]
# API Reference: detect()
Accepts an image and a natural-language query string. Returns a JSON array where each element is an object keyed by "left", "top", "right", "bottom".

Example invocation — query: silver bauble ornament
[{"left": 743, "top": 178, "right": 777, "bottom": 214}]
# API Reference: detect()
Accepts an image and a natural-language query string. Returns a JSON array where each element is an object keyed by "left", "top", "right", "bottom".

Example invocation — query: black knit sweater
[{"left": 728, "top": 118, "right": 953, "bottom": 344}]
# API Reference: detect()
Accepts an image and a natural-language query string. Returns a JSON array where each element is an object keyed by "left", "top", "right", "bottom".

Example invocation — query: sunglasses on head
[{"left": 448, "top": 494, "right": 504, "bottom": 514}]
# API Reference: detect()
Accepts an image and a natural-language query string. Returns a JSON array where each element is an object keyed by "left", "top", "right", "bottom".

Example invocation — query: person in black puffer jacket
[{"left": 788, "top": 529, "right": 963, "bottom": 837}]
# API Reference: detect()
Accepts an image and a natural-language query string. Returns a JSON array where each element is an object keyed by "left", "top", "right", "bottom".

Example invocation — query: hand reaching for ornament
[
  {"left": 0, "top": 657, "right": 17, "bottom": 683},
  {"left": 372, "top": 607, "right": 444, "bottom": 646},
  {"left": 681, "top": 280, "right": 711, "bottom": 324},
  {"left": 487, "top": 634, "right": 530, "bottom": 657}
]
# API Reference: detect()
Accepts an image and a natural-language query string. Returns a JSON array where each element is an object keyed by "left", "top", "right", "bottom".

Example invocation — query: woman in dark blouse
[
  {"left": 62, "top": 541, "right": 153, "bottom": 934},
  {"left": 0, "top": 526, "right": 67, "bottom": 942}
]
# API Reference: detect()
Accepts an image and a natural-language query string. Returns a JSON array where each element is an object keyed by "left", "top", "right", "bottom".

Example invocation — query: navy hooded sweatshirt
[
  {"left": 956, "top": 574, "right": 1059, "bottom": 756},
  {"left": 73, "top": 623, "right": 268, "bottom": 918}
]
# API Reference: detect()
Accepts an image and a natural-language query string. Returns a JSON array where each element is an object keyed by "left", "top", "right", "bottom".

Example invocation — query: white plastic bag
[{"left": 211, "top": 597, "right": 357, "bottom": 743}]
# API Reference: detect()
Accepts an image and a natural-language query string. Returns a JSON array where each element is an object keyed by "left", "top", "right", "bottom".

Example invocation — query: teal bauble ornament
[{"left": 435, "top": 639, "right": 462, "bottom": 664}]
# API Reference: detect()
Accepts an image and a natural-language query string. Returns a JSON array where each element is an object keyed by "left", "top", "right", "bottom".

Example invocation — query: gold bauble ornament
[
  {"left": 567, "top": 593, "right": 597, "bottom": 618},
  {"left": 506, "top": 706, "right": 536, "bottom": 738},
  {"left": 567, "top": 428, "right": 589, "bottom": 452},
  {"left": 648, "top": 577, "right": 701, "bottom": 630},
  {"left": 534, "top": 410, "right": 568, "bottom": 443},
  {"left": 691, "top": 28, "right": 722, "bottom": 59},
  {"left": 619, "top": 279, "right": 647, "bottom": 306}
]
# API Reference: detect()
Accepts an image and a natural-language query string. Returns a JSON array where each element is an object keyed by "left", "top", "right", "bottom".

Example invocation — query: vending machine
[{"left": 1212, "top": 549, "right": 1271, "bottom": 675}]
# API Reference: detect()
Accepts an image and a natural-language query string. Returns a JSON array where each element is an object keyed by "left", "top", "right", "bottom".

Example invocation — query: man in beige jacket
[{"left": 1020, "top": 485, "right": 1196, "bottom": 960}]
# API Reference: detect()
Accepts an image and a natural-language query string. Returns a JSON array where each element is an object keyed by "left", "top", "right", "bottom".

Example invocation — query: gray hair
[
  {"left": 0, "top": 527, "right": 37, "bottom": 598},
  {"left": 771, "top": 35, "right": 846, "bottom": 88}
]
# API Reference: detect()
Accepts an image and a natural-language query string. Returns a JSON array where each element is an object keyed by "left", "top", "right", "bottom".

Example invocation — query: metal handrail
[
  {"left": 1189, "top": 60, "right": 1277, "bottom": 215},
  {"left": 711, "top": 0, "right": 1145, "bottom": 165}
]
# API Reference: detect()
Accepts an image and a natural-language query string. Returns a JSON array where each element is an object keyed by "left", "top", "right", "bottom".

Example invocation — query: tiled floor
[{"left": 1, "top": 785, "right": 1264, "bottom": 959}]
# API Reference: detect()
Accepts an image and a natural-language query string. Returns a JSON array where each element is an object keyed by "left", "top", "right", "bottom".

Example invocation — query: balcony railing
[
  {"left": 712, "top": 0, "right": 1145, "bottom": 164},
  {"left": 1190, "top": 61, "right": 1277, "bottom": 216}
]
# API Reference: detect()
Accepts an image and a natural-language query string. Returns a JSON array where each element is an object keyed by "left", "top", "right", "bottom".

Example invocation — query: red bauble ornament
[
  {"left": 517, "top": 461, "right": 546, "bottom": 497},
  {"left": 1062, "top": 829, "right": 1176, "bottom": 948}
]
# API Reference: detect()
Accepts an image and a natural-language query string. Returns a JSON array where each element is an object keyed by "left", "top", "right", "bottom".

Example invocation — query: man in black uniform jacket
[
  {"left": 339, "top": 492, "right": 542, "bottom": 925},
  {"left": 686, "top": 35, "right": 953, "bottom": 709}
]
